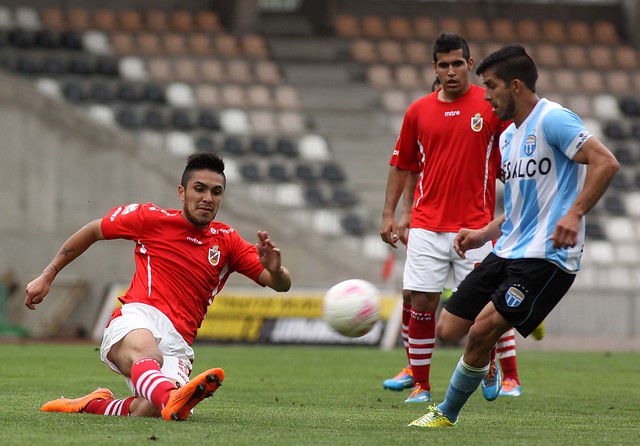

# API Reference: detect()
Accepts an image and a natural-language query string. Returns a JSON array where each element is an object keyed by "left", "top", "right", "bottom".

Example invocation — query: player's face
[
  {"left": 433, "top": 49, "right": 472, "bottom": 99},
  {"left": 482, "top": 69, "right": 515, "bottom": 121},
  {"left": 178, "top": 169, "right": 225, "bottom": 229}
]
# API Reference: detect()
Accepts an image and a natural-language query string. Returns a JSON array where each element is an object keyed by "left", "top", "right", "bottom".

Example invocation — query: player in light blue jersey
[{"left": 408, "top": 44, "right": 619, "bottom": 428}]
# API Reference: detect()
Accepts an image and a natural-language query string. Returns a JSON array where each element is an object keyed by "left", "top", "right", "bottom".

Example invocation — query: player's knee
[{"left": 410, "top": 291, "right": 439, "bottom": 312}]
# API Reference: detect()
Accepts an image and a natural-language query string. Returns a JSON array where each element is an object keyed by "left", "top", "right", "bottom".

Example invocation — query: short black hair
[
  {"left": 180, "top": 152, "right": 226, "bottom": 188},
  {"left": 432, "top": 32, "right": 470, "bottom": 63},
  {"left": 475, "top": 44, "right": 538, "bottom": 92}
]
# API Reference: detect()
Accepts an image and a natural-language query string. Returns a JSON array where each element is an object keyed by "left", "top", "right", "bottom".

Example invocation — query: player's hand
[
  {"left": 453, "top": 228, "right": 485, "bottom": 258},
  {"left": 397, "top": 213, "right": 411, "bottom": 246},
  {"left": 380, "top": 216, "right": 399, "bottom": 248},
  {"left": 256, "top": 230, "right": 283, "bottom": 273},
  {"left": 24, "top": 274, "right": 52, "bottom": 310},
  {"left": 550, "top": 213, "right": 580, "bottom": 249}
]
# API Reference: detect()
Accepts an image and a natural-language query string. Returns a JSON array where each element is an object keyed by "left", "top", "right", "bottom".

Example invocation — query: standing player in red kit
[
  {"left": 25, "top": 153, "right": 291, "bottom": 420},
  {"left": 380, "top": 32, "right": 522, "bottom": 403}
]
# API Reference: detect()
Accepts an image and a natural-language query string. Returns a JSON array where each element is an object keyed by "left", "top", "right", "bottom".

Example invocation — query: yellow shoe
[
  {"left": 532, "top": 320, "right": 546, "bottom": 341},
  {"left": 161, "top": 367, "right": 224, "bottom": 421},
  {"left": 41, "top": 388, "right": 113, "bottom": 413},
  {"left": 408, "top": 405, "right": 456, "bottom": 428}
]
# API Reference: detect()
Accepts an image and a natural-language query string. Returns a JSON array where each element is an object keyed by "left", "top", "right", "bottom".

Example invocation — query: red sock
[
  {"left": 402, "top": 302, "right": 412, "bottom": 367},
  {"left": 84, "top": 397, "right": 135, "bottom": 416},
  {"left": 130, "top": 358, "right": 176, "bottom": 409},
  {"left": 408, "top": 309, "right": 435, "bottom": 391},
  {"left": 497, "top": 329, "right": 519, "bottom": 383}
]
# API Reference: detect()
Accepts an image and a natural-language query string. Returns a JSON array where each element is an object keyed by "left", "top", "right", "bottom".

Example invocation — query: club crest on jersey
[
  {"left": 471, "top": 113, "right": 483, "bottom": 132},
  {"left": 504, "top": 287, "right": 525, "bottom": 308},
  {"left": 208, "top": 245, "right": 221, "bottom": 266},
  {"left": 524, "top": 135, "right": 536, "bottom": 156}
]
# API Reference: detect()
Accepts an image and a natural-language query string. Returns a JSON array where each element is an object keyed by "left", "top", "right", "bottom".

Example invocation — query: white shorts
[
  {"left": 100, "top": 302, "right": 194, "bottom": 395},
  {"left": 403, "top": 228, "right": 493, "bottom": 293}
]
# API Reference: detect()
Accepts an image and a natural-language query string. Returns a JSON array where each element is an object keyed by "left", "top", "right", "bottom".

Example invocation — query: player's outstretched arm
[
  {"left": 25, "top": 219, "right": 105, "bottom": 310},
  {"left": 256, "top": 231, "right": 291, "bottom": 292}
]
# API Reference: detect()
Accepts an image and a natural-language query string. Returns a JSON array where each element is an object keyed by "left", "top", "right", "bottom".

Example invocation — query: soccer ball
[{"left": 322, "top": 279, "right": 381, "bottom": 338}]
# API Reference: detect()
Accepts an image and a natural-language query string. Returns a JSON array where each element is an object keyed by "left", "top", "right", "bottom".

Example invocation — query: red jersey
[
  {"left": 390, "top": 84, "right": 505, "bottom": 232},
  {"left": 101, "top": 202, "right": 265, "bottom": 344}
]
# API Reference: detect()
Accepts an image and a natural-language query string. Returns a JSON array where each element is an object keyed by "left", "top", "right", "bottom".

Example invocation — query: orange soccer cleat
[
  {"left": 161, "top": 367, "right": 224, "bottom": 421},
  {"left": 41, "top": 388, "right": 114, "bottom": 413}
]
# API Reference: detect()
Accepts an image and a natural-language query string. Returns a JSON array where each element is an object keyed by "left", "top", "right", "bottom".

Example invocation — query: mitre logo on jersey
[
  {"left": 471, "top": 113, "right": 483, "bottom": 132},
  {"left": 208, "top": 245, "right": 221, "bottom": 266},
  {"left": 524, "top": 135, "right": 536, "bottom": 156},
  {"left": 504, "top": 287, "right": 525, "bottom": 307}
]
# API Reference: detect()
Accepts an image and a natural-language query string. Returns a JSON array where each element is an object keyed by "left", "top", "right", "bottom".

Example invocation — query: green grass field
[{"left": 0, "top": 342, "right": 637, "bottom": 445}]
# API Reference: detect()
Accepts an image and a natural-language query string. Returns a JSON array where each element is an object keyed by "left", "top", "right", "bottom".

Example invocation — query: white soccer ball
[{"left": 322, "top": 279, "right": 381, "bottom": 338}]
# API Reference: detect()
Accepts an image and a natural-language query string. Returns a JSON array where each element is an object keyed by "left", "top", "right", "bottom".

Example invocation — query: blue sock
[{"left": 437, "top": 357, "right": 489, "bottom": 423}]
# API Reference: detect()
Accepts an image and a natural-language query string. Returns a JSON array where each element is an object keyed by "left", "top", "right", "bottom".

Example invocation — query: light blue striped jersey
[{"left": 494, "top": 98, "right": 590, "bottom": 272}]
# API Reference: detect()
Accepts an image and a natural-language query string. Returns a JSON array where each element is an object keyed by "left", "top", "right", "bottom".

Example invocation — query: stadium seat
[
  {"left": 247, "top": 84, "right": 273, "bottom": 108},
  {"left": 222, "top": 136, "right": 246, "bottom": 157},
  {"left": 174, "top": 58, "right": 200, "bottom": 83},
  {"left": 536, "top": 44, "right": 562, "bottom": 68},
  {"left": 378, "top": 40, "right": 404, "bottom": 65},
  {"left": 83, "top": 31, "right": 111, "bottom": 55},
  {"left": 305, "top": 185, "right": 328, "bottom": 206},
  {"left": 554, "top": 69, "right": 579, "bottom": 93},
  {"left": 15, "top": 6, "right": 41, "bottom": 31},
  {"left": 200, "top": 59, "right": 226, "bottom": 83},
  {"left": 541, "top": 19, "right": 566, "bottom": 43},
  {"left": 220, "top": 109, "right": 250, "bottom": 133},
  {"left": 250, "top": 137, "right": 274, "bottom": 157},
  {"left": 332, "top": 186, "right": 358, "bottom": 207},
  {"left": 592, "top": 94, "right": 621, "bottom": 120},
  {"left": 215, "top": 34, "right": 239, "bottom": 57},
  {"left": 240, "top": 161, "right": 262, "bottom": 182},
  {"left": 142, "top": 108, "right": 167, "bottom": 130},
  {"left": 62, "top": 80, "right": 88, "bottom": 103},
  {"left": 60, "top": 30, "right": 83, "bottom": 50},
  {"left": 115, "top": 107, "right": 141, "bottom": 129},
  {"left": 516, "top": 19, "right": 541, "bottom": 43},
  {"left": 119, "top": 56, "right": 148, "bottom": 81},
  {"left": 0, "top": 7, "right": 12, "bottom": 30},
  {"left": 40, "top": 8, "right": 65, "bottom": 30},
  {"left": 67, "top": 9, "right": 91, "bottom": 31},
  {"left": 195, "top": 10, "right": 221, "bottom": 32},
  {"left": 242, "top": 34, "right": 269, "bottom": 58},
  {"left": 631, "top": 122, "right": 640, "bottom": 139},
  {"left": 171, "top": 10, "right": 195, "bottom": 32},
  {"left": 138, "top": 32, "right": 162, "bottom": 55},
  {"left": 609, "top": 170, "right": 632, "bottom": 191},
  {"left": 274, "top": 85, "right": 302, "bottom": 110},
  {"left": 268, "top": 163, "right": 291, "bottom": 182},
  {"left": 114, "top": 82, "right": 140, "bottom": 102},
  {"left": 321, "top": 162, "right": 346, "bottom": 182},
  {"left": 221, "top": 84, "right": 246, "bottom": 107},
  {"left": 604, "top": 195, "right": 627, "bottom": 215},
  {"left": 119, "top": 9, "right": 143, "bottom": 32},
  {"left": 87, "top": 104, "right": 115, "bottom": 127},
  {"left": 146, "top": 9, "right": 168, "bottom": 32},
  {"left": 361, "top": 15, "right": 387, "bottom": 39},
  {"left": 603, "top": 122, "right": 627, "bottom": 140},
  {"left": 96, "top": 56, "right": 119, "bottom": 76},
  {"left": 250, "top": 110, "right": 277, "bottom": 134},
  {"left": 566, "top": 20, "right": 592, "bottom": 44},
  {"left": 613, "top": 46, "right": 639, "bottom": 70},
  {"left": 563, "top": 45, "right": 588, "bottom": 69},
  {"left": 334, "top": 14, "right": 360, "bottom": 38},
  {"left": 612, "top": 147, "right": 637, "bottom": 165},
  {"left": 624, "top": 191, "right": 640, "bottom": 217},
  {"left": 166, "top": 82, "right": 195, "bottom": 107},
  {"left": 194, "top": 84, "right": 220, "bottom": 107},
  {"left": 351, "top": 39, "right": 378, "bottom": 64},
  {"left": 8, "top": 30, "right": 35, "bottom": 48},
  {"left": 164, "top": 33, "right": 187, "bottom": 55},
  {"left": 226, "top": 59, "right": 253, "bottom": 84},
  {"left": 341, "top": 214, "right": 367, "bottom": 236},
  {"left": 89, "top": 81, "right": 114, "bottom": 102},
  {"left": 465, "top": 17, "right": 491, "bottom": 41},
  {"left": 295, "top": 162, "right": 317, "bottom": 182},
  {"left": 564, "top": 94, "right": 592, "bottom": 118},
  {"left": 110, "top": 32, "right": 136, "bottom": 55},
  {"left": 367, "top": 64, "right": 393, "bottom": 89},
  {"left": 593, "top": 20, "right": 619, "bottom": 44},
  {"left": 413, "top": 16, "right": 437, "bottom": 40},
  {"left": 603, "top": 216, "right": 636, "bottom": 241},
  {"left": 194, "top": 134, "right": 216, "bottom": 153},
  {"left": 93, "top": 9, "right": 117, "bottom": 31},
  {"left": 388, "top": 16, "right": 414, "bottom": 40},
  {"left": 189, "top": 33, "right": 213, "bottom": 55},
  {"left": 440, "top": 17, "right": 463, "bottom": 35},
  {"left": 405, "top": 41, "right": 430, "bottom": 65},
  {"left": 34, "top": 30, "right": 62, "bottom": 49},
  {"left": 198, "top": 110, "right": 221, "bottom": 131},
  {"left": 165, "top": 131, "right": 196, "bottom": 156},
  {"left": 395, "top": 65, "right": 421, "bottom": 90},
  {"left": 584, "top": 221, "right": 605, "bottom": 240},
  {"left": 69, "top": 56, "right": 95, "bottom": 76},
  {"left": 618, "top": 97, "right": 640, "bottom": 117},
  {"left": 146, "top": 58, "right": 173, "bottom": 82},
  {"left": 274, "top": 184, "right": 304, "bottom": 207},
  {"left": 170, "top": 109, "right": 195, "bottom": 130},
  {"left": 491, "top": 18, "right": 516, "bottom": 42},
  {"left": 381, "top": 90, "right": 408, "bottom": 113},
  {"left": 35, "top": 77, "right": 61, "bottom": 98},
  {"left": 276, "top": 137, "right": 298, "bottom": 158},
  {"left": 255, "top": 60, "right": 282, "bottom": 85},
  {"left": 589, "top": 45, "right": 615, "bottom": 70},
  {"left": 605, "top": 71, "right": 632, "bottom": 96},
  {"left": 143, "top": 83, "right": 166, "bottom": 103}
]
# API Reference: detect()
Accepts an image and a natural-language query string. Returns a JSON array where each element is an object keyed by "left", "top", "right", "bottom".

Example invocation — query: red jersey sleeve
[
  {"left": 101, "top": 203, "right": 148, "bottom": 240},
  {"left": 227, "top": 230, "right": 266, "bottom": 285},
  {"left": 389, "top": 99, "right": 424, "bottom": 172}
]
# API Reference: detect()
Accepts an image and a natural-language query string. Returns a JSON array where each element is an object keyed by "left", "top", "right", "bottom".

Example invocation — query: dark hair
[
  {"left": 432, "top": 32, "right": 470, "bottom": 63},
  {"left": 475, "top": 44, "right": 538, "bottom": 92},
  {"left": 180, "top": 152, "right": 226, "bottom": 188}
]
